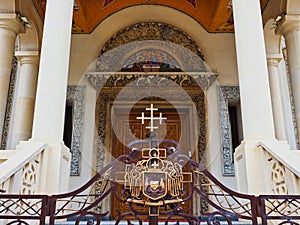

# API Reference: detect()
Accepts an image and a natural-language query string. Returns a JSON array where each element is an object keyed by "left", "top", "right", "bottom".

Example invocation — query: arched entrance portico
[{"left": 84, "top": 22, "right": 217, "bottom": 216}]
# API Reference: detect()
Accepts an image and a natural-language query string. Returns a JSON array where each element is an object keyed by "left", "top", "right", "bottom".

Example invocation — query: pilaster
[
  {"left": 0, "top": 13, "right": 24, "bottom": 143},
  {"left": 11, "top": 51, "right": 39, "bottom": 148}
]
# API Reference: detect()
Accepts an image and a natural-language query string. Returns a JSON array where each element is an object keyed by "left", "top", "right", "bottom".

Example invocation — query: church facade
[{"left": 0, "top": 0, "right": 300, "bottom": 220}]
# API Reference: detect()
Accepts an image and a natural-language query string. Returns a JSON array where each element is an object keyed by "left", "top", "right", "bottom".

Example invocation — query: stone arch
[
  {"left": 99, "top": 22, "right": 204, "bottom": 60},
  {"left": 264, "top": 18, "right": 283, "bottom": 55},
  {"left": 95, "top": 40, "right": 210, "bottom": 73},
  {"left": 89, "top": 38, "right": 212, "bottom": 214}
]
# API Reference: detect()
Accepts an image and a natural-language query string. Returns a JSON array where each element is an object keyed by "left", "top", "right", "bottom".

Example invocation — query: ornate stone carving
[
  {"left": 1, "top": 56, "right": 18, "bottom": 150},
  {"left": 267, "top": 152, "right": 287, "bottom": 195},
  {"left": 21, "top": 154, "right": 41, "bottom": 195},
  {"left": 123, "top": 48, "right": 181, "bottom": 69},
  {"left": 264, "top": 151, "right": 300, "bottom": 216},
  {"left": 96, "top": 90, "right": 206, "bottom": 172},
  {"left": 67, "top": 86, "right": 85, "bottom": 176},
  {"left": 97, "top": 40, "right": 207, "bottom": 72},
  {"left": 283, "top": 48, "right": 299, "bottom": 149},
  {"left": 86, "top": 72, "right": 217, "bottom": 91},
  {"left": 100, "top": 22, "right": 204, "bottom": 60},
  {"left": 218, "top": 86, "right": 240, "bottom": 176}
]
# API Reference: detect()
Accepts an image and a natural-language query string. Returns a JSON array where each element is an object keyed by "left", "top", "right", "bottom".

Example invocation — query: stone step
[
  {"left": 52, "top": 215, "right": 253, "bottom": 225},
  {"left": 53, "top": 221, "right": 254, "bottom": 225}
]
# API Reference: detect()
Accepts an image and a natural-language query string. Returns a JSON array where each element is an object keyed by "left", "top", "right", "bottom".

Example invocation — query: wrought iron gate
[
  {"left": 1, "top": 104, "right": 300, "bottom": 224},
  {"left": 1, "top": 135, "right": 300, "bottom": 224}
]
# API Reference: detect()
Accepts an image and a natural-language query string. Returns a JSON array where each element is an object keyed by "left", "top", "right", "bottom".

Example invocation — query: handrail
[
  {"left": 257, "top": 140, "right": 300, "bottom": 178},
  {"left": 0, "top": 141, "right": 49, "bottom": 185}
]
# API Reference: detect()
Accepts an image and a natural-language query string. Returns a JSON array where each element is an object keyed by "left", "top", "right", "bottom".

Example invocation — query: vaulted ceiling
[{"left": 32, "top": 0, "right": 269, "bottom": 34}]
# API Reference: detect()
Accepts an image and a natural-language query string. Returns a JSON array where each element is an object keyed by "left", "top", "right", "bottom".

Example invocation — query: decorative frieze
[
  {"left": 66, "top": 86, "right": 85, "bottom": 176},
  {"left": 218, "top": 86, "right": 240, "bottom": 176},
  {"left": 86, "top": 72, "right": 217, "bottom": 91}
]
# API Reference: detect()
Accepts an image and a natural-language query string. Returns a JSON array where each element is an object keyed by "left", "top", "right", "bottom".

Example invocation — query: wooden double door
[{"left": 110, "top": 102, "right": 193, "bottom": 219}]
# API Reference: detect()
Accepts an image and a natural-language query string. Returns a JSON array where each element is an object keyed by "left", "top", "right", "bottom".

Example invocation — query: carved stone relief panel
[
  {"left": 218, "top": 86, "right": 240, "bottom": 176},
  {"left": 66, "top": 86, "right": 85, "bottom": 176},
  {"left": 21, "top": 154, "right": 41, "bottom": 195},
  {"left": 100, "top": 22, "right": 204, "bottom": 60},
  {"left": 96, "top": 23, "right": 210, "bottom": 73},
  {"left": 96, "top": 40, "right": 208, "bottom": 73},
  {"left": 267, "top": 152, "right": 287, "bottom": 195},
  {"left": 86, "top": 72, "right": 217, "bottom": 91},
  {"left": 122, "top": 48, "right": 181, "bottom": 69}
]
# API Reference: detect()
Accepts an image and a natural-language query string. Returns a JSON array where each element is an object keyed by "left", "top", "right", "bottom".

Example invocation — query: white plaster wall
[{"left": 67, "top": 5, "right": 239, "bottom": 191}]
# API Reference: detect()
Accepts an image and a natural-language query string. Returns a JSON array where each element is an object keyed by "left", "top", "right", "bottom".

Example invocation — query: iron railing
[{"left": 1, "top": 138, "right": 300, "bottom": 225}]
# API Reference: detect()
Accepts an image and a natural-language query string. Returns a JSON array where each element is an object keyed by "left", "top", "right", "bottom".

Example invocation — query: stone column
[
  {"left": 11, "top": 51, "right": 39, "bottom": 148},
  {"left": 267, "top": 55, "right": 287, "bottom": 141},
  {"left": 277, "top": 15, "right": 300, "bottom": 142},
  {"left": 29, "top": 0, "right": 74, "bottom": 193},
  {"left": 32, "top": 0, "right": 74, "bottom": 141},
  {"left": 0, "top": 13, "right": 23, "bottom": 142},
  {"left": 232, "top": 0, "right": 275, "bottom": 140},
  {"left": 232, "top": 0, "right": 276, "bottom": 194}
]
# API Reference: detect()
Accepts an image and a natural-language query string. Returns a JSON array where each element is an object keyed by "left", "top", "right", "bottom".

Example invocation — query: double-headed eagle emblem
[{"left": 124, "top": 148, "right": 191, "bottom": 209}]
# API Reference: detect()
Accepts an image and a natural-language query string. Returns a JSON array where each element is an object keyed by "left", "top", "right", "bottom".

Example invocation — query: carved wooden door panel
[{"left": 111, "top": 104, "right": 191, "bottom": 219}]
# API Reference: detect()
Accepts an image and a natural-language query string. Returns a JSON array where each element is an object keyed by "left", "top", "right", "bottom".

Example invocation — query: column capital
[
  {"left": 277, "top": 15, "right": 300, "bottom": 36},
  {"left": 266, "top": 54, "right": 283, "bottom": 67},
  {"left": 15, "top": 51, "right": 40, "bottom": 66},
  {"left": 0, "top": 13, "right": 25, "bottom": 34}
]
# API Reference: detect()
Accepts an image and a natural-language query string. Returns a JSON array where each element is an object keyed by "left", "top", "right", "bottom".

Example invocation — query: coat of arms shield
[{"left": 142, "top": 171, "right": 167, "bottom": 200}]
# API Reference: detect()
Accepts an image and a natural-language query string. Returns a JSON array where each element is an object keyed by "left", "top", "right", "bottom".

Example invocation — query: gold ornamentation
[{"left": 120, "top": 147, "right": 192, "bottom": 215}]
